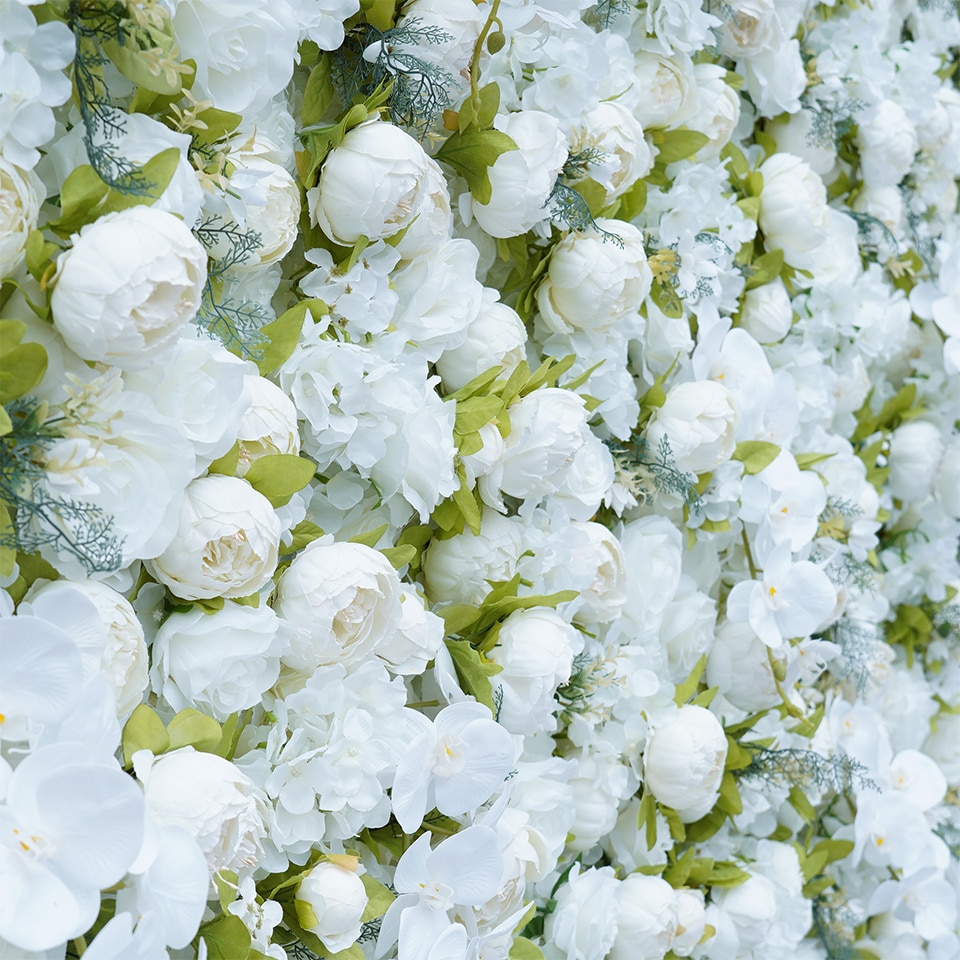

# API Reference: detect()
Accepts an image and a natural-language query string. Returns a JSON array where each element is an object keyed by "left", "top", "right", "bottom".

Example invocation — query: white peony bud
[
  {"left": 887, "top": 419, "right": 944, "bottom": 504},
  {"left": 645, "top": 380, "right": 739, "bottom": 475},
  {"left": 296, "top": 861, "right": 367, "bottom": 955},
  {"left": 632, "top": 51, "right": 697, "bottom": 130},
  {"left": 689, "top": 62, "right": 741, "bottom": 155},
  {"left": 0, "top": 157, "right": 43, "bottom": 277},
  {"left": 145, "top": 476, "right": 281, "bottom": 601},
  {"left": 856, "top": 99, "right": 918, "bottom": 189},
  {"left": 672, "top": 889, "right": 707, "bottom": 957},
  {"left": 610, "top": 873, "right": 678, "bottom": 960},
  {"left": 309, "top": 119, "right": 446, "bottom": 247},
  {"left": 569, "top": 101, "right": 652, "bottom": 202},
  {"left": 643, "top": 705, "right": 728, "bottom": 822},
  {"left": 51, "top": 207, "right": 206, "bottom": 369},
  {"left": 536, "top": 220, "right": 651, "bottom": 335},
  {"left": 543, "top": 865, "right": 621, "bottom": 960},
  {"left": 374, "top": 587, "right": 444, "bottom": 676},
  {"left": 236, "top": 375, "right": 301, "bottom": 476},
  {"left": 275, "top": 539, "right": 402, "bottom": 674},
  {"left": 738, "top": 278, "right": 793, "bottom": 343},
  {"left": 135, "top": 747, "right": 267, "bottom": 876},
  {"left": 570, "top": 521, "right": 628, "bottom": 625}
]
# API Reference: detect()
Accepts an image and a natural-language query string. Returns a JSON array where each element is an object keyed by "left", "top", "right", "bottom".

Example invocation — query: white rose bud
[
  {"left": 632, "top": 51, "right": 697, "bottom": 130},
  {"left": 51, "top": 207, "right": 206, "bottom": 369},
  {"left": 543, "top": 866, "right": 621, "bottom": 960},
  {"left": 275, "top": 539, "right": 402, "bottom": 673},
  {"left": 887, "top": 419, "right": 944, "bottom": 504},
  {"left": 135, "top": 747, "right": 267, "bottom": 876},
  {"left": 857, "top": 99, "right": 918, "bottom": 189},
  {"left": 422, "top": 510, "right": 524, "bottom": 605},
  {"left": 436, "top": 289, "right": 528, "bottom": 392},
  {"left": 758, "top": 153, "right": 830, "bottom": 273},
  {"left": 645, "top": 380, "right": 739, "bottom": 475},
  {"left": 145, "top": 476, "right": 281, "bottom": 601},
  {"left": 643, "top": 705, "right": 728, "bottom": 822},
  {"left": 610, "top": 873, "right": 678, "bottom": 960},
  {"left": 236, "top": 375, "right": 301, "bottom": 476},
  {"left": 536, "top": 220, "right": 651, "bottom": 335},
  {"left": 738, "top": 278, "right": 793, "bottom": 343},
  {"left": 296, "top": 862, "right": 367, "bottom": 955},
  {"left": 0, "top": 157, "right": 43, "bottom": 277},
  {"left": 309, "top": 119, "right": 445, "bottom": 247},
  {"left": 151, "top": 604, "right": 289, "bottom": 720},
  {"left": 673, "top": 889, "right": 707, "bottom": 957},
  {"left": 570, "top": 101, "right": 652, "bottom": 202}
]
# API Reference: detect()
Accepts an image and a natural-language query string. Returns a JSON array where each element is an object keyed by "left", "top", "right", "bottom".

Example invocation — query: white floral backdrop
[{"left": 1, "top": 0, "right": 959, "bottom": 958}]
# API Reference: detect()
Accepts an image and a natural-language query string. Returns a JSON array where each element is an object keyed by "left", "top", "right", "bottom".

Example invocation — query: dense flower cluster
[{"left": 1, "top": 1, "right": 959, "bottom": 959}]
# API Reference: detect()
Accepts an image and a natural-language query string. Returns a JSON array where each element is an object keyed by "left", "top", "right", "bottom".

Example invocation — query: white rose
[
  {"left": 688, "top": 62, "right": 740, "bottom": 155},
  {"left": 0, "top": 157, "right": 43, "bottom": 277},
  {"left": 145, "top": 476, "right": 281, "bottom": 601},
  {"left": 135, "top": 747, "right": 267, "bottom": 876},
  {"left": 422, "top": 510, "right": 524, "bottom": 605},
  {"left": 125, "top": 333, "right": 251, "bottom": 471},
  {"left": 543, "top": 866, "right": 620, "bottom": 960},
  {"left": 436, "top": 289, "right": 528, "bottom": 392},
  {"left": 610, "top": 874, "right": 678, "bottom": 960},
  {"left": 719, "top": 0, "right": 782, "bottom": 56},
  {"left": 758, "top": 153, "right": 831, "bottom": 272},
  {"left": 275, "top": 539, "right": 402, "bottom": 674},
  {"left": 468, "top": 110, "right": 568, "bottom": 239},
  {"left": 645, "top": 380, "right": 739, "bottom": 475},
  {"left": 536, "top": 220, "right": 651, "bottom": 335},
  {"left": 643, "top": 705, "right": 727, "bottom": 822},
  {"left": 296, "top": 862, "right": 367, "bottom": 955},
  {"left": 569, "top": 101, "right": 652, "bottom": 202},
  {"left": 887, "top": 419, "right": 944, "bottom": 503},
  {"left": 24, "top": 578, "right": 147, "bottom": 720},
  {"left": 489, "top": 608, "right": 583, "bottom": 735},
  {"left": 935, "top": 437, "right": 960, "bottom": 518},
  {"left": 500, "top": 388, "right": 590, "bottom": 499},
  {"left": 236, "top": 375, "right": 300, "bottom": 476},
  {"left": 173, "top": 0, "right": 299, "bottom": 115},
  {"left": 857, "top": 99, "right": 918, "bottom": 188},
  {"left": 51, "top": 207, "right": 207, "bottom": 370},
  {"left": 151, "top": 604, "right": 288, "bottom": 720},
  {"left": 738, "top": 278, "right": 793, "bottom": 343},
  {"left": 374, "top": 587, "right": 444, "bottom": 676},
  {"left": 309, "top": 120, "right": 445, "bottom": 246},
  {"left": 632, "top": 51, "right": 697, "bottom": 130}
]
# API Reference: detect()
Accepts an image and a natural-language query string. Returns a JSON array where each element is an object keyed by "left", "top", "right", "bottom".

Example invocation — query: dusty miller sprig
[{"left": 0, "top": 397, "right": 123, "bottom": 575}]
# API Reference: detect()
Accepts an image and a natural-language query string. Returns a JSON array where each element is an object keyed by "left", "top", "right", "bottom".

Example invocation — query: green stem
[
  {"left": 741, "top": 526, "right": 759, "bottom": 580},
  {"left": 469, "top": 0, "right": 502, "bottom": 113}
]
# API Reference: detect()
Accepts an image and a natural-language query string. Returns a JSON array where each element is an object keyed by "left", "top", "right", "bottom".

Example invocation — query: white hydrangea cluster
[{"left": 1, "top": 1, "right": 959, "bottom": 959}]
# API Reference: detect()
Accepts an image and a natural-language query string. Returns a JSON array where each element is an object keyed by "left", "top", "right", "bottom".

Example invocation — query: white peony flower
[
  {"left": 887, "top": 419, "right": 944, "bottom": 504},
  {"left": 631, "top": 51, "right": 697, "bottom": 130},
  {"left": 309, "top": 119, "right": 446, "bottom": 246},
  {"left": 375, "top": 587, "right": 444, "bottom": 676},
  {"left": 275, "top": 538, "right": 402, "bottom": 676},
  {"left": 610, "top": 873, "right": 678, "bottom": 960},
  {"left": 296, "top": 861, "right": 368, "bottom": 954},
  {"left": 151, "top": 603, "right": 289, "bottom": 720},
  {"left": 643, "top": 705, "right": 727, "bottom": 822},
  {"left": 688, "top": 62, "right": 741, "bottom": 155},
  {"left": 568, "top": 101, "right": 652, "bottom": 202},
  {"left": 738, "top": 278, "right": 794, "bottom": 343},
  {"left": 145, "top": 475, "right": 281, "bottom": 601},
  {"left": 536, "top": 219, "right": 651, "bottom": 335},
  {"left": 0, "top": 156, "right": 43, "bottom": 277},
  {"left": 51, "top": 207, "right": 207, "bottom": 370},
  {"left": 645, "top": 380, "right": 739, "bottom": 475},
  {"left": 236, "top": 375, "right": 301, "bottom": 476}
]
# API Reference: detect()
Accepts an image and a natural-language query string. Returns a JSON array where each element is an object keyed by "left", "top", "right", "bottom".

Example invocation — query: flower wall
[{"left": 1, "top": 0, "right": 959, "bottom": 958}]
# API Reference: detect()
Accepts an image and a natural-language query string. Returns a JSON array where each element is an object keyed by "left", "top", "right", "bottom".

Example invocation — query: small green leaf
[
  {"left": 788, "top": 785, "right": 817, "bottom": 822},
  {"left": 736, "top": 196, "right": 761, "bottom": 222},
  {"left": 349, "top": 523, "right": 389, "bottom": 548},
  {"left": 122, "top": 704, "right": 171, "bottom": 768},
  {"left": 0, "top": 504, "right": 15, "bottom": 578},
  {"left": 255, "top": 299, "right": 326, "bottom": 376},
  {"left": 302, "top": 56, "right": 337, "bottom": 127},
  {"left": 435, "top": 127, "right": 519, "bottom": 205},
  {"left": 243, "top": 455, "right": 316, "bottom": 507},
  {"left": 360, "top": 874, "right": 394, "bottom": 922},
  {"left": 707, "top": 861, "right": 751, "bottom": 888},
  {"left": 674, "top": 654, "right": 708, "bottom": 706},
  {"left": 717, "top": 771, "right": 742, "bottom": 816},
  {"left": 795, "top": 452, "right": 835, "bottom": 470},
  {"left": 732, "top": 440, "right": 780, "bottom": 475},
  {"left": 25, "top": 230, "right": 59, "bottom": 283},
  {"left": 0, "top": 321, "right": 47, "bottom": 403},
  {"left": 445, "top": 639, "right": 502, "bottom": 712},
  {"left": 288, "top": 520, "right": 325, "bottom": 553},
  {"left": 192, "top": 107, "right": 243, "bottom": 149},
  {"left": 638, "top": 791, "right": 658, "bottom": 851},
  {"left": 196, "top": 914, "right": 252, "bottom": 960},
  {"left": 167, "top": 708, "right": 223, "bottom": 753},
  {"left": 613, "top": 178, "right": 646, "bottom": 220},
  {"left": 509, "top": 938, "right": 546, "bottom": 960},
  {"left": 455, "top": 395, "right": 503, "bottom": 435},
  {"left": 663, "top": 846, "right": 695, "bottom": 887},
  {"left": 452, "top": 475, "right": 483, "bottom": 536},
  {"left": 214, "top": 870, "right": 240, "bottom": 912},
  {"left": 650, "top": 128, "right": 710, "bottom": 164},
  {"left": 295, "top": 897, "right": 320, "bottom": 932},
  {"left": 207, "top": 441, "right": 240, "bottom": 477},
  {"left": 379, "top": 544, "right": 416, "bottom": 570},
  {"left": 743, "top": 249, "right": 784, "bottom": 291}
]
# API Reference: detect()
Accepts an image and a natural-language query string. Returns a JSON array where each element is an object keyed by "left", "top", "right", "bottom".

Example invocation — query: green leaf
[
  {"left": 452, "top": 475, "right": 483, "bottom": 536},
  {"left": 795, "top": 452, "right": 835, "bottom": 470},
  {"left": 214, "top": 870, "right": 240, "bottom": 912},
  {"left": 288, "top": 519, "right": 325, "bottom": 553},
  {"left": 167, "top": 708, "right": 223, "bottom": 753},
  {"left": 664, "top": 847, "right": 695, "bottom": 887},
  {"left": 650, "top": 128, "right": 710, "bottom": 164},
  {"left": 7, "top": 551, "right": 59, "bottom": 605},
  {"left": 295, "top": 897, "right": 320, "bottom": 931},
  {"left": 447, "top": 365, "right": 503, "bottom": 402},
  {"left": 0, "top": 321, "right": 47, "bottom": 403},
  {"left": 788, "top": 785, "right": 817, "bottom": 822},
  {"left": 638, "top": 790, "right": 658, "bottom": 851},
  {"left": 510, "top": 938, "right": 546, "bottom": 960},
  {"left": 379, "top": 544, "right": 416, "bottom": 570},
  {"left": 707, "top": 861, "right": 751, "bottom": 888},
  {"left": 445, "top": 639, "right": 502, "bottom": 712},
  {"left": 674, "top": 654, "right": 707, "bottom": 706},
  {"left": 243, "top": 455, "right": 316, "bottom": 507},
  {"left": 122, "top": 704, "right": 171, "bottom": 768},
  {"left": 736, "top": 196, "right": 761, "bottom": 222},
  {"left": 302, "top": 55, "right": 337, "bottom": 127},
  {"left": 435, "top": 127, "right": 519, "bottom": 206},
  {"left": 207, "top": 441, "right": 240, "bottom": 477},
  {"left": 24, "top": 230, "right": 59, "bottom": 283},
  {"left": 196, "top": 914, "right": 252, "bottom": 960},
  {"left": 731, "top": 441, "right": 780, "bottom": 475},
  {"left": 441, "top": 603, "right": 484, "bottom": 635},
  {"left": 717, "top": 770, "right": 742, "bottom": 816},
  {"left": 255, "top": 299, "right": 326, "bottom": 376},
  {"left": 455, "top": 395, "right": 503, "bottom": 435},
  {"left": 0, "top": 504, "right": 15, "bottom": 578},
  {"left": 349, "top": 523, "right": 389, "bottom": 548},
  {"left": 613, "top": 177, "right": 646, "bottom": 221},
  {"left": 360, "top": 874, "right": 394, "bottom": 922},
  {"left": 743, "top": 249, "right": 784, "bottom": 291},
  {"left": 192, "top": 107, "right": 243, "bottom": 149}
]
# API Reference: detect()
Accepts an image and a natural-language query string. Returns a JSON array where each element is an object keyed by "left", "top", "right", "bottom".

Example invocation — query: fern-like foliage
[
  {"left": 0, "top": 397, "right": 123, "bottom": 575},
  {"left": 587, "top": 0, "right": 633, "bottom": 30},
  {"left": 830, "top": 619, "right": 884, "bottom": 695},
  {"left": 330, "top": 19, "right": 456, "bottom": 139},
  {"left": 606, "top": 433, "right": 703, "bottom": 514},
  {"left": 741, "top": 747, "right": 878, "bottom": 794},
  {"left": 812, "top": 893, "right": 860, "bottom": 960},
  {"left": 546, "top": 149, "right": 623, "bottom": 245},
  {"left": 66, "top": 0, "right": 157, "bottom": 194}
]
